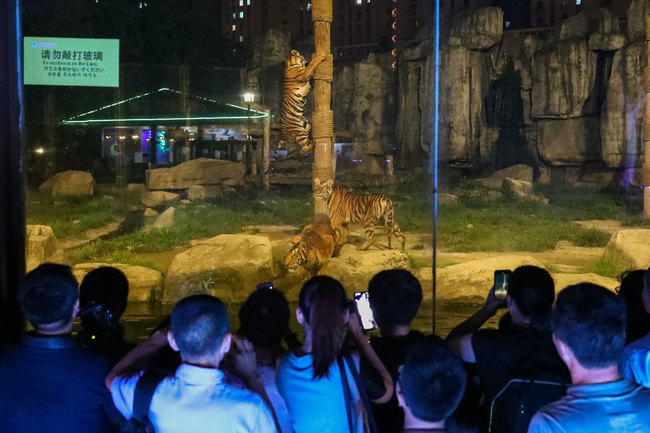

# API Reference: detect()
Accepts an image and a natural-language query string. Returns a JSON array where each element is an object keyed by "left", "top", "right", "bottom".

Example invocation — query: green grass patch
[
  {"left": 25, "top": 190, "right": 139, "bottom": 238},
  {"left": 70, "top": 186, "right": 314, "bottom": 265},
  {"left": 589, "top": 259, "right": 627, "bottom": 279}
]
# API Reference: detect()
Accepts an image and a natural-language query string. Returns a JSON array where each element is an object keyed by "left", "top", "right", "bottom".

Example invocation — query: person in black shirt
[
  {"left": 0, "top": 263, "right": 114, "bottom": 433},
  {"left": 446, "top": 266, "right": 569, "bottom": 405},
  {"left": 362, "top": 269, "right": 425, "bottom": 433}
]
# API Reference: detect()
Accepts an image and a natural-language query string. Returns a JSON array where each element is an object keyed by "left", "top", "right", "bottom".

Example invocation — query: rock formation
[{"left": 39, "top": 170, "right": 94, "bottom": 197}]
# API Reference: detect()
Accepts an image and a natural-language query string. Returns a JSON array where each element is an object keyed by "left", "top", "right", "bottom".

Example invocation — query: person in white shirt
[{"left": 106, "top": 294, "right": 277, "bottom": 433}]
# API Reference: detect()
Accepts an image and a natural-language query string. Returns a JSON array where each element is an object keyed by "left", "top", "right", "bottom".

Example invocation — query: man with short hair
[
  {"left": 107, "top": 294, "right": 277, "bottom": 433},
  {"left": 619, "top": 267, "right": 650, "bottom": 386},
  {"left": 0, "top": 263, "right": 113, "bottom": 433},
  {"left": 364, "top": 269, "right": 425, "bottom": 433},
  {"left": 397, "top": 336, "right": 466, "bottom": 433},
  {"left": 528, "top": 283, "right": 650, "bottom": 432}
]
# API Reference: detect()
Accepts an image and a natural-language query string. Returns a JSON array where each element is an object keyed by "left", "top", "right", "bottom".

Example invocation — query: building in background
[{"left": 530, "top": 0, "right": 631, "bottom": 28}]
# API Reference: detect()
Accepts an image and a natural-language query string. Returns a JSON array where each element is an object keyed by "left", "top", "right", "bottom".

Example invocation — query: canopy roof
[{"left": 61, "top": 87, "right": 268, "bottom": 126}]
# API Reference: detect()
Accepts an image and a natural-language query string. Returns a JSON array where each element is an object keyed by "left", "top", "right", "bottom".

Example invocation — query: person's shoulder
[
  {"left": 221, "top": 382, "right": 268, "bottom": 409},
  {"left": 67, "top": 345, "right": 112, "bottom": 374},
  {"left": 528, "top": 409, "right": 567, "bottom": 433}
]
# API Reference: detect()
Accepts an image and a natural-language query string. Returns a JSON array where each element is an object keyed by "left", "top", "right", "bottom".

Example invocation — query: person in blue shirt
[
  {"left": 0, "top": 263, "right": 114, "bottom": 433},
  {"left": 619, "top": 267, "right": 650, "bottom": 387},
  {"left": 277, "top": 276, "right": 393, "bottom": 433},
  {"left": 107, "top": 294, "right": 277, "bottom": 433},
  {"left": 528, "top": 283, "right": 650, "bottom": 433}
]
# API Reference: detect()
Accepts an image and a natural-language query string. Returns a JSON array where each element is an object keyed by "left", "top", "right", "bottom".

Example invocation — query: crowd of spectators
[{"left": 2, "top": 262, "right": 650, "bottom": 433}]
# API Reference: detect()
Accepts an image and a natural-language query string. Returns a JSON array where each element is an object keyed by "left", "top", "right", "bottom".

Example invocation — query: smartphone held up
[
  {"left": 494, "top": 270, "right": 511, "bottom": 300},
  {"left": 353, "top": 291, "right": 376, "bottom": 331}
]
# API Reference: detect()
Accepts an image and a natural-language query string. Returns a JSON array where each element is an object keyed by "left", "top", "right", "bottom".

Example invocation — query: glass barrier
[{"left": 20, "top": 0, "right": 647, "bottom": 342}]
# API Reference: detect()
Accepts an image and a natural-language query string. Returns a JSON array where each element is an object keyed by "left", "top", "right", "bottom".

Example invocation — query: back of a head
[
  {"left": 18, "top": 263, "right": 79, "bottom": 329},
  {"left": 239, "top": 287, "right": 290, "bottom": 349},
  {"left": 299, "top": 276, "right": 347, "bottom": 379},
  {"left": 80, "top": 267, "right": 129, "bottom": 318},
  {"left": 507, "top": 266, "right": 555, "bottom": 330},
  {"left": 368, "top": 269, "right": 422, "bottom": 331},
  {"left": 399, "top": 336, "right": 466, "bottom": 423},
  {"left": 79, "top": 267, "right": 129, "bottom": 337},
  {"left": 617, "top": 270, "right": 650, "bottom": 343},
  {"left": 553, "top": 283, "right": 626, "bottom": 369},
  {"left": 171, "top": 295, "right": 230, "bottom": 361}
]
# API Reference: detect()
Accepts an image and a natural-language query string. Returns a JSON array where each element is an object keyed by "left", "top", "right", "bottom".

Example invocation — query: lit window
[
  {"left": 239, "top": 0, "right": 243, "bottom": 5},
  {"left": 307, "top": 2, "right": 312, "bottom": 10},
  {"left": 575, "top": 0, "right": 581, "bottom": 4},
  {"left": 356, "top": 0, "right": 362, "bottom": 4},
  {"left": 247, "top": 0, "right": 250, "bottom": 4},
  {"left": 240, "top": 35, "right": 244, "bottom": 42},
  {"left": 505, "top": 21, "right": 511, "bottom": 28},
  {"left": 232, "top": 24, "right": 236, "bottom": 31},
  {"left": 233, "top": 13, "right": 236, "bottom": 18},
  {"left": 367, "top": 0, "right": 370, "bottom": 3},
  {"left": 240, "top": 11, "right": 244, "bottom": 18}
]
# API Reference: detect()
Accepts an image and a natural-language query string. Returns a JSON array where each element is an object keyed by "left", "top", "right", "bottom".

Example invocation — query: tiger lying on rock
[
  {"left": 285, "top": 215, "right": 336, "bottom": 278},
  {"left": 313, "top": 179, "right": 406, "bottom": 251}
]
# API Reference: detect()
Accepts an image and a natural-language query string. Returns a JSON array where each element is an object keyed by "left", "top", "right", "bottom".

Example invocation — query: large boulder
[
  {"left": 449, "top": 7, "right": 503, "bottom": 51},
  {"left": 531, "top": 39, "right": 597, "bottom": 119},
  {"left": 436, "top": 255, "right": 545, "bottom": 302},
  {"left": 152, "top": 207, "right": 176, "bottom": 229},
  {"left": 628, "top": 0, "right": 650, "bottom": 41},
  {"left": 187, "top": 185, "right": 223, "bottom": 201},
  {"left": 602, "top": 229, "right": 650, "bottom": 270},
  {"left": 162, "top": 234, "right": 273, "bottom": 304},
  {"left": 502, "top": 178, "right": 534, "bottom": 199},
  {"left": 25, "top": 225, "right": 70, "bottom": 272},
  {"left": 600, "top": 41, "right": 646, "bottom": 168},
  {"left": 72, "top": 263, "right": 163, "bottom": 302},
  {"left": 537, "top": 117, "right": 601, "bottom": 164},
  {"left": 39, "top": 170, "right": 94, "bottom": 197},
  {"left": 325, "top": 244, "right": 411, "bottom": 294},
  {"left": 147, "top": 158, "right": 245, "bottom": 190},
  {"left": 140, "top": 190, "right": 180, "bottom": 208},
  {"left": 480, "top": 164, "right": 533, "bottom": 189}
]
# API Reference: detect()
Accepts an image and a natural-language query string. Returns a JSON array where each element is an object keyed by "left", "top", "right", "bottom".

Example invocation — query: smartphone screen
[
  {"left": 494, "top": 270, "right": 511, "bottom": 300},
  {"left": 354, "top": 291, "right": 375, "bottom": 331}
]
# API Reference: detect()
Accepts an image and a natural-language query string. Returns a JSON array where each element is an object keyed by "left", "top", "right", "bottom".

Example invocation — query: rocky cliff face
[{"left": 246, "top": 1, "right": 647, "bottom": 180}]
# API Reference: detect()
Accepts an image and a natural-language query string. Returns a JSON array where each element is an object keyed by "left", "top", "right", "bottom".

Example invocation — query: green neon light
[
  {"left": 62, "top": 87, "right": 269, "bottom": 124},
  {"left": 62, "top": 114, "right": 268, "bottom": 125}
]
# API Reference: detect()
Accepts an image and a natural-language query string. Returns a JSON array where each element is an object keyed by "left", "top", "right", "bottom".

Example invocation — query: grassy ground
[
  {"left": 25, "top": 190, "right": 139, "bottom": 238},
  {"left": 27, "top": 178, "right": 649, "bottom": 275}
]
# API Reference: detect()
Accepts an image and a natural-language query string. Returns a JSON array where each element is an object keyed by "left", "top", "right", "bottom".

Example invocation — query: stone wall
[{"left": 246, "top": 2, "right": 647, "bottom": 181}]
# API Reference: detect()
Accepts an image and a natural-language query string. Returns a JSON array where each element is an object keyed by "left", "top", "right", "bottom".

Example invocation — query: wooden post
[
  {"left": 643, "top": 17, "right": 650, "bottom": 218},
  {"left": 312, "top": 0, "right": 335, "bottom": 215}
]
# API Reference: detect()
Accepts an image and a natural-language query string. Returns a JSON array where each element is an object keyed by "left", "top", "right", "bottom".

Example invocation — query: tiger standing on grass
[
  {"left": 278, "top": 50, "right": 326, "bottom": 156},
  {"left": 285, "top": 215, "right": 336, "bottom": 278},
  {"left": 313, "top": 179, "right": 406, "bottom": 251}
]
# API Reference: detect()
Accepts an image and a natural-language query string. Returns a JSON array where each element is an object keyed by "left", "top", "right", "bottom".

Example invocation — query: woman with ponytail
[{"left": 277, "top": 276, "right": 393, "bottom": 433}]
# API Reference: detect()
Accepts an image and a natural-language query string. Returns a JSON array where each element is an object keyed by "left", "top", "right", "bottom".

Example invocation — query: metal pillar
[{"left": 0, "top": 0, "right": 26, "bottom": 346}]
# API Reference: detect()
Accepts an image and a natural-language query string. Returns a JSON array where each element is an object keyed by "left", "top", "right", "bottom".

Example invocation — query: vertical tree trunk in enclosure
[
  {"left": 645, "top": 17, "right": 650, "bottom": 218},
  {"left": 311, "top": 0, "right": 335, "bottom": 216}
]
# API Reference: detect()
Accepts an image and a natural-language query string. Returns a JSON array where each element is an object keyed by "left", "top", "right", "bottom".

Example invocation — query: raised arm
[
  {"left": 105, "top": 328, "right": 169, "bottom": 390},
  {"left": 446, "top": 285, "right": 504, "bottom": 363},
  {"left": 346, "top": 311, "right": 394, "bottom": 404}
]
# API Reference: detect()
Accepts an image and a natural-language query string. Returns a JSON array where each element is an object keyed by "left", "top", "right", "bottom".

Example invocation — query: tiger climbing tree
[{"left": 311, "top": 0, "right": 335, "bottom": 216}]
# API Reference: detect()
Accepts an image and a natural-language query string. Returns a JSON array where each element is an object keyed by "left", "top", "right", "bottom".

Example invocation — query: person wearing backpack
[{"left": 106, "top": 294, "right": 277, "bottom": 433}]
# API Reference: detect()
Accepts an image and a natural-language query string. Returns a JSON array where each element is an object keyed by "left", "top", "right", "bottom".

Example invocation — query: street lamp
[{"left": 243, "top": 92, "right": 255, "bottom": 174}]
